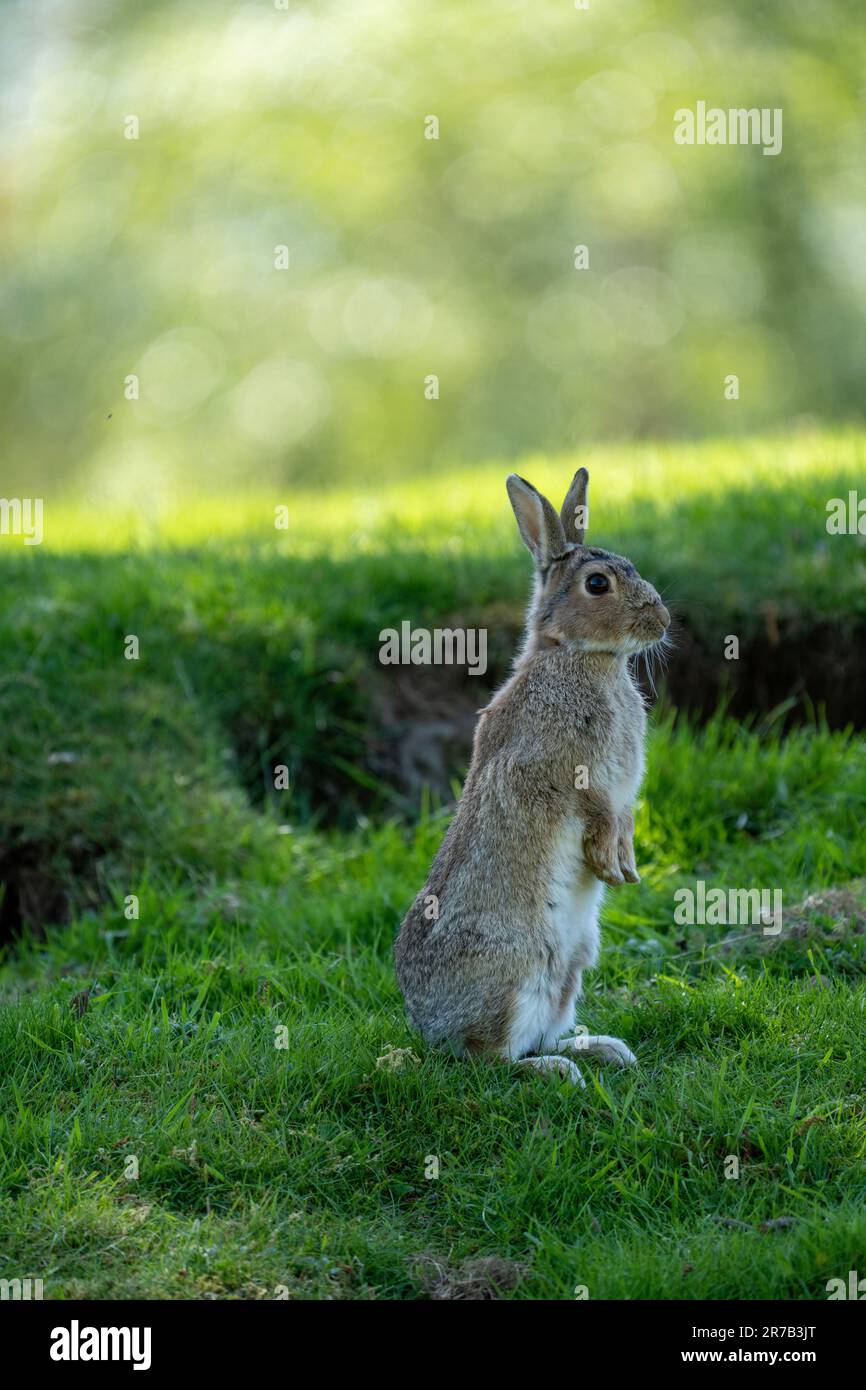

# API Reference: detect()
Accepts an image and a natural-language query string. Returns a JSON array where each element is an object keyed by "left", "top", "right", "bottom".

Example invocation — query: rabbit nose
[{"left": 640, "top": 598, "right": 669, "bottom": 631}]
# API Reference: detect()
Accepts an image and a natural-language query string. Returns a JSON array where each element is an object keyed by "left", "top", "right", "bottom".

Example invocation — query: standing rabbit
[{"left": 394, "top": 469, "right": 670, "bottom": 1084}]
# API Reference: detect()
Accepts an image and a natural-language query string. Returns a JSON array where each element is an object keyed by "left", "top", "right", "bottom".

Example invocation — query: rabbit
[{"left": 394, "top": 468, "right": 670, "bottom": 1085}]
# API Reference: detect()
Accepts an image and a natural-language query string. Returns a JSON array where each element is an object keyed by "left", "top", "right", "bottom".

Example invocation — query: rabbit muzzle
[{"left": 631, "top": 599, "right": 670, "bottom": 646}]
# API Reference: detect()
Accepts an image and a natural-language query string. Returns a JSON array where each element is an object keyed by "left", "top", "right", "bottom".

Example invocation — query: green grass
[
  {"left": 2, "top": 431, "right": 866, "bottom": 1299},
  {"left": 2, "top": 715, "right": 866, "bottom": 1299},
  {"left": 3, "top": 429, "right": 866, "bottom": 858}
]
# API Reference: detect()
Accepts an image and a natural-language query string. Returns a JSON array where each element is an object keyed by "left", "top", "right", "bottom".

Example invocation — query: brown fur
[{"left": 394, "top": 470, "right": 670, "bottom": 1063}]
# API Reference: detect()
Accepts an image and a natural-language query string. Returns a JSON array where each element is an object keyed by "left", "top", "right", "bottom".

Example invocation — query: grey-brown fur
[{"left": 394, "top": 469, "right": 670, "bottom": 1081}]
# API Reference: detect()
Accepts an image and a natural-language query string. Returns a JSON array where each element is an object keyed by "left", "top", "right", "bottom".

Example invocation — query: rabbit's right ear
[
  {"left": 506, "top": 474, "right": 567, "bottom": 569},
  {"left": 560, "top": 467, "right": 589, "bottom": 544}
]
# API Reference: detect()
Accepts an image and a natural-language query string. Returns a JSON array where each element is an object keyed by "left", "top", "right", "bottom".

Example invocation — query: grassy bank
[
  {"left": 2, "top": 714, "right": 865, "bottom": 1298},
  {"left": 1, "top": 431, "right": 865, "bottom": 1298}
]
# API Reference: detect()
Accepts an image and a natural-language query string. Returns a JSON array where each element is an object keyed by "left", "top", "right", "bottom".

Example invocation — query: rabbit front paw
[
  {"left": 617, "top": 810, "right": 640, "bottom": 884},
  {"left": 583, "top": 815, "right": 625, "bottom": 887}
]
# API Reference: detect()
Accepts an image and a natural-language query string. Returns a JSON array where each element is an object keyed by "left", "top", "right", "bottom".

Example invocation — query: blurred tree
[{"left": 1, "top": 0, "right": 864, "bottom": 499}]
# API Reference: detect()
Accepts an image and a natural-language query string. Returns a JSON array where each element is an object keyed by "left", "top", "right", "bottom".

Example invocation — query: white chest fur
[
  {"left": 506, "top": 819, "right": 605, "bottom": 1058},
  {"left": 505, "top": 691, "right": 645, "bottom": 1060},
  {"left": 545, "top": 818, "right": 604, "bottom": 972}
]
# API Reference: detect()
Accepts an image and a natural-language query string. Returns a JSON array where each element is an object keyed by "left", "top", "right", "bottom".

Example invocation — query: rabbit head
[{"left": 506, "top": 469, "right": 670, "bottom": 656}]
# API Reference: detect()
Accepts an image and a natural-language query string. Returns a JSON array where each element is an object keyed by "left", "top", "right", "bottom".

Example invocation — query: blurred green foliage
[{"left": 2, "top": 0, "right": 865, "bottom": 500}]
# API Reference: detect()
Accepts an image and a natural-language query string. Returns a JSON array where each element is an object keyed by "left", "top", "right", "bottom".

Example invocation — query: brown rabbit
[{"left": 394, "top": 469, "right": 670, "bottom": 1084}]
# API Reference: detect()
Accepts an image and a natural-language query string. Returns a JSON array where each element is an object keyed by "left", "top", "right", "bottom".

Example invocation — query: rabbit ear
[
  {"left": 560, "top": 467, "right": 589, "bottom": 544},
  {"left": 506, "top": 474, "right": 567, "bottom": 569}
]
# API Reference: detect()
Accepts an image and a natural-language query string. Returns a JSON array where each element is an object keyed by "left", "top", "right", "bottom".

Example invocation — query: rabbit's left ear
[
  {"left": 561, "top": 467, "right": 589, "bottom": 544},
  {"left": 506, "top": 474, "right": 567, "bottom": 570}
]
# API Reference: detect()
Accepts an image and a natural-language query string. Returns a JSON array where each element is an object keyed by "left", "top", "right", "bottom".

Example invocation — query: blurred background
[{"left": 2, "top": 0, "right": 865, "bottom": 503}]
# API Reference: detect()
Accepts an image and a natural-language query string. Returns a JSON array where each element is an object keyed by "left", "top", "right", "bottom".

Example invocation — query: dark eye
[{"left": 586, "top": 573, "right": 610, "bottom": 595}]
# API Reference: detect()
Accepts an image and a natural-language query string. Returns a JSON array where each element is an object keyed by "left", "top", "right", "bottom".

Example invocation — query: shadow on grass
[{"left": 1, "top": 474, "right": 864, "bottom": 934}]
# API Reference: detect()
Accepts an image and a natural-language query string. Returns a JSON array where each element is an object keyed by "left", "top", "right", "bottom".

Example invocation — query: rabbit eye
[{"left": 586, "top": 573, "right": 610, "bottom": 595}]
